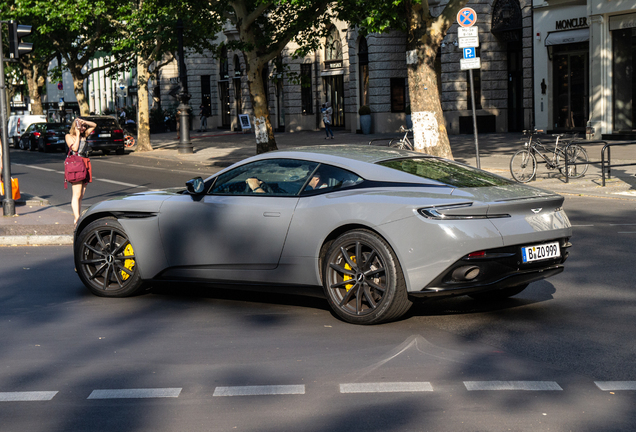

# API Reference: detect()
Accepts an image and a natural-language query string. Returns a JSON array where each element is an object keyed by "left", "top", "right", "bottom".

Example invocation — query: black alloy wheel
[
  {"left": 75, "top": 218, "right": 144, "bottom": 297},
  {"left": 323, "top": 229, "right": 411, "bottom": 324}
]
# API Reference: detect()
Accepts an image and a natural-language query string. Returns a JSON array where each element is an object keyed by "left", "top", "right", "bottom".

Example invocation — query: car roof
[{"left": 229, "top": 145, "right": 445, "bottom": 185}]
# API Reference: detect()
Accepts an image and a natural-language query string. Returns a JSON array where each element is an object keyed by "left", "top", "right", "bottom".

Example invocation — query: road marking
[
  {"left": 93, "top": 178, "right": 148, "bottom": 188},
  {"left": 0, "top": 391, "right": 58, "bottom": 401},
  {"left": 464, "top": 381, "right": 563, "bottom": 391},
  {"left": 97, "top": 159, "right": 211, "bottom": 176},
  {"left": 87, "top": 388, "right": 182, "bottom": 399},
  {"left": 213, "top": 385, "right": 305, "bottom": 396},
  {"left": 572, "top": 224, "right": 594, "bottom": 227},
  {"left": 610, "top": 224, "right": 636, "bottom": 226},
  {"left": 340, "top": 382, "right": 433, "bottom": 393},
  {"left": 595, "top": 381, "right": 636, "bottom": 391}
]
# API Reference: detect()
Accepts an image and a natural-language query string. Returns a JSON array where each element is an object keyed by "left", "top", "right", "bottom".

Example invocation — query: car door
[{"left": 158, "top": 158, "right": 318, "bottom": 273}]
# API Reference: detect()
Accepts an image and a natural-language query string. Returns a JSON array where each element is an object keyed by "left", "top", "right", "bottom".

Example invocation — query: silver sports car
[{"left": 74, "top": 145, "right": 572, "bottom": 324}]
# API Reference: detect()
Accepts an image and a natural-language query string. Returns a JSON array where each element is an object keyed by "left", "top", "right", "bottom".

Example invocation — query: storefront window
[
  {"left": 612, "top": 28, "right": 636, "bottom": 131},
  {"left": 552, "top": 42, "right": 588, "bottom": 131}
]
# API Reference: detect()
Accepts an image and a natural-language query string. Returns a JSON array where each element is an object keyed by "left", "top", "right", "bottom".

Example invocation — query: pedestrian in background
[
  {"left": 198, "top": 104, "right": 208, "bottom": 132},
  {"left": 176, "top": 109, "right": 181, "bottom": 139},
  {"left": 322, "top": 101, "right": 334, "bottom": 139},
  {"left": 65, "top": 118, "right": 96, "bottom": 225}
]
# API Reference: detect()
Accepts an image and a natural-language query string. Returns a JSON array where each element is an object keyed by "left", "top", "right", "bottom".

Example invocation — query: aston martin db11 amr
[{"left": 73, "top": 145, "right": 572, "bottom": 324}]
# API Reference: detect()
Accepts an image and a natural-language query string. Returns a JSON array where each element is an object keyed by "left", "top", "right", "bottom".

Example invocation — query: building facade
[
  {"left": 150, "top": 0, "right": 535, "bottom": 136},
  {"left": 533, "top": 0, "right": 636, "bottom": 139}
]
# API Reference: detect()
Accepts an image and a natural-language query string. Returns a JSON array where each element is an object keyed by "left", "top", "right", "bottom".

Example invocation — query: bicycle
[
  {"left": 388, "top": 125, "right": 414, "bottom": 150},
  {"left": 509, "top": 129, "right": 589, "bottom": 183}
]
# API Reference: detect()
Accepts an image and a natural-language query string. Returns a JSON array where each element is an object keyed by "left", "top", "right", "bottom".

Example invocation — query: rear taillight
[
  {"left": 113, "top": 129, "right": 123, "bottom": 134},
  {"left": 468, "top": 251, "right": 486, "bottom": 258},
  {"left": 89, "top": 130, "right": 96, "bottom": 136},
  {"left": 46, "top": 131, "right": 56, "bottom": 136},
  {"left": 33, "top": 132, "right": 41, "bottom": 138}
]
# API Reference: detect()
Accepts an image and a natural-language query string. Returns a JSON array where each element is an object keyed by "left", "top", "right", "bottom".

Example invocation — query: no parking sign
[{"left": 457, "top": 8, "right": 477, "bottom": 28}]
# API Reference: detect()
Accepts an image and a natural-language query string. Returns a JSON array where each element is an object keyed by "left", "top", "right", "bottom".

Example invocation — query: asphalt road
[{"left": 1, "top": 190, "right": 635, "bottom": 431}]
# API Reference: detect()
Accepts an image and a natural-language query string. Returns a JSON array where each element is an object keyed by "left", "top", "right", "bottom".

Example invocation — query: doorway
[
  {"left": 507, "top": 41, "right": 524, "bottom": 132},
  {"left": 552, "top": 43, "right": 588, "bottom": 131},
  {"left": 323, "top": 75, "right": 345, "bottom": 127},
  {"left": 219, "top": 81, "right": 231, "bottom": 129}
]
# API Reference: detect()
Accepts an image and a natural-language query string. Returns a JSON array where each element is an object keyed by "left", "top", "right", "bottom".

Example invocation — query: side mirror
[{"left": 186, "top": 177, "right": 205, "bottom": 194}]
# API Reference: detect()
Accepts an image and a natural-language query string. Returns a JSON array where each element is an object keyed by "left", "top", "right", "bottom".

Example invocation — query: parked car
[
  {"left": 73, "top": 145, "right": 572, "bottom": 325},
  {"left": 18, "top": 122, "right": 69, "bottom": 152},
  {"left": 8, "top": 114, "right": 47, "bottom": 147},
  {"left": 81, "top": 115, "right": 125, "bottom": 155}
]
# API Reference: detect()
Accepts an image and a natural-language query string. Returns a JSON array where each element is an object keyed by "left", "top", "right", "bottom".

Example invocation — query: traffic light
[{"left": 8, "top": 20, "right": 33, "bottom": 59}]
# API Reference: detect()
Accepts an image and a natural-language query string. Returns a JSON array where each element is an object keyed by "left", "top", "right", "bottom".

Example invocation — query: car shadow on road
[{"left": 406, "top": 281, "right": 556, "bottom": 318}]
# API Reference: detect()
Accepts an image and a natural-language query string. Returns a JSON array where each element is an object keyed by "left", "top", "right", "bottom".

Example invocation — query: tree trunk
[
  {"left": 405, "top": 2, "right": 453, "bottom": 160},
  {"left": 244, "top": 55, "right": 277, "bottom": 154},
  {"left": 69, "top": 66, "right": 90, "bottom": 115},
  {"left": 23, "top": 64, "right": 44, "bottom": 116},
  {"left": 136, "top": 56, "right": 153, "bottom": 152}
]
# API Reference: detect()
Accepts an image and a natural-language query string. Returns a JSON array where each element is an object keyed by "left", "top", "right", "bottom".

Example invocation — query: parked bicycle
[
  {"left": 509, "top": 129, "right": 589, "bottom": 183},
  {"left": 388, "top": 125, "right": 414, "bottom": 150}
]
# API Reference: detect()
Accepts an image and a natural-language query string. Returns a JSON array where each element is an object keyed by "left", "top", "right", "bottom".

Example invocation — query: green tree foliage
[
  {"left": 1, "top": 1, "right": 57, "bottom": 116},
  {"left": 216, "top": 0, "right": 336, "bottom": 154},
  {"left": 115, "top": 0, "right": 222, "bottom": 152}
]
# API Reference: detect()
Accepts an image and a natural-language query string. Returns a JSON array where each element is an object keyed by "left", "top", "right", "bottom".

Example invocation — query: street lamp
[{"left": 176, "top": 18, "right": 193, "bottom": 154}]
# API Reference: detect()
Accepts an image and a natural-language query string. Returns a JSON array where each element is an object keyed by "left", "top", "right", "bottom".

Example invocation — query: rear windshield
[
  {"left": 377, "top": 158, "right": 514, "bottom": 188},
  {"left": 85, "top": 118, "right": 120, "bottom": 129}
]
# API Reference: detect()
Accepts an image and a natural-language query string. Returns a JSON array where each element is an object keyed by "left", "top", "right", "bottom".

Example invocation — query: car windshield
[{"left": 378, "top": 157, "right": 514, "bottom": 188}]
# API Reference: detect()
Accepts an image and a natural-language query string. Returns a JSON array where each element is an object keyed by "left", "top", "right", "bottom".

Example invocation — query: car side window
[
  {"left": 209, "top": 159, "right": 319, "bottom": 196},
  {"left": 25, "top": 125, "right": 35, "bottom": 133},
  {"left": 301, "top": 164, "right": 364, "bottom": 195}
]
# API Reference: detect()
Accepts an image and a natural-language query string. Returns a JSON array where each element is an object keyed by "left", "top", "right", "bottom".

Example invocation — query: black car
[
  {"left": 18, "top": 122, "right": 69, "bottom": 152},
  {"left": 82, "top": 116, "right": 126, "bottom": 155}
]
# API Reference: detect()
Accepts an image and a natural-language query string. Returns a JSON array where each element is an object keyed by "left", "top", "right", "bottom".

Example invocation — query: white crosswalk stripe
[
  {"left": 87, "top": 388, "right": 182, "bottom": 399},
  {"left": 464, "top": 381, "right": 563, "bottom": 391},
  {"left": 340, "top": 382, "right": 433, "bottom": 393},
  {"left": 213, "top": 385, "right": 305, "bottom": 396}
]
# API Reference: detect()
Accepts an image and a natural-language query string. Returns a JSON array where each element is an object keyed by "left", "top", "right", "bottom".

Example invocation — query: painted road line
[
  {"left": 92, "top": 178, "right": 148, "bottom": 188},
  {"left": 340, "top": 382, "right": 433, "bottom": 393},
  {"left": 0, "top": 391, "right": 58, "bottom": 401},
  {"left": 16, "top": 164, "right": 60, "bottom": 173},
  {"left": 213, "top": 385, "right": 305, "bottom": 397},
  {"left": 87, "top": 388, "right": 182, "bottom": 399},
  {"left": 572, "top": 224, "right": 594, "bottom": 227},
  {"left": 595, "top": 381, "right": 636, "bottom": 391},
  {"left": 464, "top": 381, "right": 563, "bottom": 391}
]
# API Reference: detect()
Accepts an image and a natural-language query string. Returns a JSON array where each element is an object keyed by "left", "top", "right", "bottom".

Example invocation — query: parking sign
[{"left": 463, "top": 47, "right": 476, "bottom": 59}]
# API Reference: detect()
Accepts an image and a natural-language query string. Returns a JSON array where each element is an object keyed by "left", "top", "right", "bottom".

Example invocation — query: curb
[{"left": 0, "top": 235, "right": 73, "bottom": 246}]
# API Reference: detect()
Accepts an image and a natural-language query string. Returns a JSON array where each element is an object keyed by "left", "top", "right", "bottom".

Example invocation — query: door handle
[{"left": 263, "top": 212, "right": 280, "bottom": 217}]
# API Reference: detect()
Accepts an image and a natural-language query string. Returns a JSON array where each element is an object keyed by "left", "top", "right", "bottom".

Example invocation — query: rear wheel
[
  {"left": 75, "top": 217, "right": 144, "bottom": 297},
  {"left": 557, "top": 144, "right": 589, "bottom": 178},
  {"left": 510, "top": 149, "right": 537, "bottom": 182},
  {"left": 102, "top": 149, "right": 110, "bottom": 155},
  {"left": 469, "top": 284, "right": 528, "bottom": 301},
  {"left": 323, "top": 230, "right": 411, "bottom": 325},
  {"left": 19, "top": 138, "right": 28, "bottom": 150}
]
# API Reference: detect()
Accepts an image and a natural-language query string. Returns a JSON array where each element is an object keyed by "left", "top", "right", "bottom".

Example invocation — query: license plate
[
  {"left": 521, "top": 242, "right": 561, "bottom": 263},
  {"left": 57, "top": 139, "right": 65, "bottom": 144},
  {"left": 99, "top": 133, "right": 111, "bottom": 138}
]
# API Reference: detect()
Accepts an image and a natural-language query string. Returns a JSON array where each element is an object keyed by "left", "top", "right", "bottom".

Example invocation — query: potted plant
[
  {"left": 405, "top": 104, "right": 412, "bottom": 129},
  {"left": 359, "top": 105, "right": 372, "bottom": 134}
]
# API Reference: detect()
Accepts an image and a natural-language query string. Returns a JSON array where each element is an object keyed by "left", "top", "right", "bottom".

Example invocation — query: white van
[{"left": 7, "top": 115, "right": 48, "bottom": 148}]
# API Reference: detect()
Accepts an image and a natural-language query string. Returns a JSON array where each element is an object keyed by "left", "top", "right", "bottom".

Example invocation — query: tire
[
  {"left": 102, "top": 149, "right": 110, "bottom": 155},
  {"left": 468, "top": 284, "right": 529, "bottom": 301},
  {"left": 19, "top": 138, "right": 28, "bottom": 150},
  {"left": 558, "top": 145, "right": 589, "bottom": 179},
  {"left": 75, "top": 217, "right": 145, "bottom": 297},
  {"left": 322, "top": 229, "right": 412, "bottom": 325},
  {"left": 510, "top": 149, "right": 537, "bottom": 183},
  {"left": 389, "top": 139, "right": 412, "bottom": 150}
]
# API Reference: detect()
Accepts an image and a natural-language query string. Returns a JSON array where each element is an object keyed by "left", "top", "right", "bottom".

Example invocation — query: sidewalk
[{"left": 2, "top": 129, "right": 636, "bottom": 246}]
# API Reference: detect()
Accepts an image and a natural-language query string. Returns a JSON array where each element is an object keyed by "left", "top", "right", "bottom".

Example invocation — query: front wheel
[
  {"left": 510, "top": 149, "right": 537, "bottom": 182},
  {"left": 19, "top": 138, "right": 28, "bottom": 150},
  {"left": 558, "top": 145, "right": 589, "bottom": 178},
  {"left": 322, "top": 230, "right": 412, "bottom": 325},
  {"left": 75, "top": 217, "right": 145, "bottom": 297}
]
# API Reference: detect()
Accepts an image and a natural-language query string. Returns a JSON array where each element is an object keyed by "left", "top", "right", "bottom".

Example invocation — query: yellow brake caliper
[
  {"left": 121, "top": 244, "right": 135, "bottom": 281},
  {"left": 342, "top": 256, "right": 357, "bottom": 291}
]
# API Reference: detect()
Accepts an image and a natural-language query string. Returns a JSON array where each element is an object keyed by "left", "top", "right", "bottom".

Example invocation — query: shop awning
[{"left": 545, "top": 28, "right": 589, "bottom": 46}]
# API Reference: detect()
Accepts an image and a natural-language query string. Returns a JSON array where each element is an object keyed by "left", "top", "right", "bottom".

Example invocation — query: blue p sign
[{"left": 463, "top": 47, "right": 476, "bottom": 59}]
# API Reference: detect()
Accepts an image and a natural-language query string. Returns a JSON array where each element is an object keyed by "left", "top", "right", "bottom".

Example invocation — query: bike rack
[
  {"left": 601, "top": 141, "right": 636, "bottom": 187},
  {"left": 563, "top": 140, "right": 607, "bottom": 184}
]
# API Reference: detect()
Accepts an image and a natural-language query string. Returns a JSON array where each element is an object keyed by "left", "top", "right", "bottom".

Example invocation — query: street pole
[
  {"left": 176, "top": 18, "right": 193, "bottom": 154},
  {"left": 0, "top": 22, "right": 16, "bottom": 216},
  {"left": 468, "top": 69, "right": 481, "bottom": 169}
]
